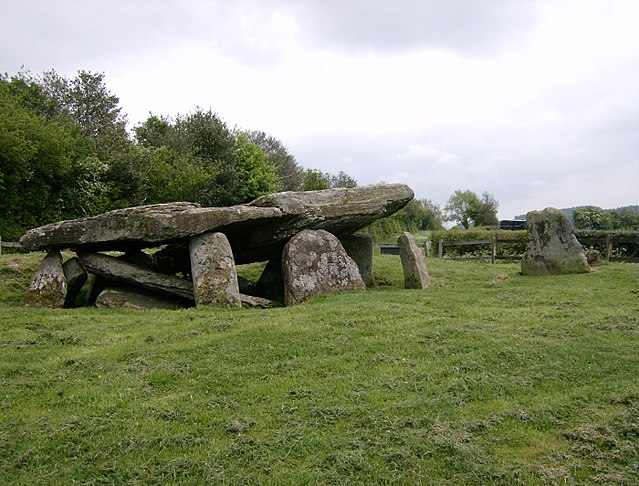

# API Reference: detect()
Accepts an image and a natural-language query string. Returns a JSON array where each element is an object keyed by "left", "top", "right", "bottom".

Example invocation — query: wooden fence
[
  {"left": 435, "top": 232, "right": 639, "bottom": 263},
  {"left": 436, "top": 236, "right": 523, "bottom": 263},
  {"left": 0, "top": 238, "right": 21, "bottom": 255}
]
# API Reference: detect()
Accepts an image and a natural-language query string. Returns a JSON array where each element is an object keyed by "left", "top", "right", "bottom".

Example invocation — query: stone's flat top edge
[{"left": 248, "top": 183, "right": 414, "bottom": 207}]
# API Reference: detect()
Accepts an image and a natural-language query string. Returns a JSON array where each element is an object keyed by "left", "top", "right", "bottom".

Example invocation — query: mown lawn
[{"left": 1, "top": 252, "right": 638, "bottom": 484}]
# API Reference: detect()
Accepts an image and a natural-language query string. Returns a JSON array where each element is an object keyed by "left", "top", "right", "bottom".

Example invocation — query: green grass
[{"left": 1, "top": 253, "right": 638, "bottom": 484}]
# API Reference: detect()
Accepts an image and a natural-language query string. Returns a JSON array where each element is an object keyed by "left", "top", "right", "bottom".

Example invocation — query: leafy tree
[
  {"left": 0, "top": 78, "right": 93, "bottom": 238},
  {"left": 420, "top": 199, "right": 445, "bottom": 230},
  {"left": 573, "top": 206, "right": 608, "bottom": 230},
  {"left": 234, "top": 135, "right": 279, "bottom": 201},
  {"left": 330, "top": 171, "right": 357, "bottom": 188},
  {"left": 302, "top": 169, "right": 331, "bottom": 191},
  {"left": 134, "top": 114, "right": 172, "bottom": 148},
  {"left": 444, "top": 189, "right": 500, "bottom": 229},
  {"left": 474, "top": 191, "right": 499, "bottom": 227},
  {"left": 444, "top": 189, "right": 481, "bottom": 229},
  {"left": 245, "top": 130, "right": 303, "bottom": 191},
  {"left": 615, "top": 207, "right": 639, "bottom": 230},
  {"left": 39, "top": 70, "right": 129, "bottom": 157}
]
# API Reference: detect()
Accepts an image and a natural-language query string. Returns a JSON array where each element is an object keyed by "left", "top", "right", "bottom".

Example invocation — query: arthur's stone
[
  {"left": 282, "top": 229, "right": 365, "bottom": 306},
  {"left": 398, "top": 232, "right": 430, "bottom": 289},
  {"left": 521, "top": 207, "right": 589, "bottom": 276},
  {"left": 189, "top": 232, "right": 241, "bottom": 307}
]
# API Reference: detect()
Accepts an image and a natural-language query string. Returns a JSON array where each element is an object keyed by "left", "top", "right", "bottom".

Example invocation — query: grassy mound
[{"left": 1, "top": 253, "right": 638, "bottom": 484}]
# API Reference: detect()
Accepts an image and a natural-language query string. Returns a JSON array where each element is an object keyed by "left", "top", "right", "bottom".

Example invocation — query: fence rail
[
  {"left": 435, "top": 232, "right": 639, "bottom": 263},
  {"left": 0, "top": 238, "right": 22, "bottom": 255}
]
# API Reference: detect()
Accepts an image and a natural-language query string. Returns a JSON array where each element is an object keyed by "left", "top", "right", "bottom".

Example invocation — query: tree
[
  {"left": 474, "top": 191, "right": 499, "bottom": 227},
  {"left": 615, "top": 207, "right": 639, "bottom": 230},
  {"left": 39, "top": 70, "right": 130, "bottom": 157},
  {"left": 234, "top": 135, "right": 279, "bottom": 201},
  {"left": 244, "top": 130, "right": 303, "bottom": 191},
  {"left": 302, "top": 169, "right": 331, "bottom": 191},
  {"left": 0, "top": 77, "right": 93, "bottom": 238},
  {"left": 330, "top": 171, "right": 357, "bottom": 188},
  {"left": 420, "top": 199, "right": 445, "bottom": 230},
  {"left": 444, "top": 189, "right": 481, "bottom": 229},
  {"left": 573, "top": 206, "right": 607, "bottom": 230}
]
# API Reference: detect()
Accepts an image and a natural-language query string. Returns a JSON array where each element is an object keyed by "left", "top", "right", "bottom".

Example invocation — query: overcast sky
[{"left": 2, "top": 0, "right": 638, "bottom": 219}]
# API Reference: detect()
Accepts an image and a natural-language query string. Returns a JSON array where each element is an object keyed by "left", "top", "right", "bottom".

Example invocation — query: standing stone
[
  {"left": 398, "top": 232, "right": 430, "bottom": 289},
  {"left": 341, "top": 233, "right": 374, "bottom": 288},
  {"left": 282, "top": 229, "right": 365, "bottom": 306},
  {"left": 62, "top": 257, "right": 88, "bottom": 308},
  {"left": 25, "top": 251, "right": 67, "bottom": 308},
  {"left": 189, "top": 232, "right": 241, "bottom": 308},
  {"left": 521, "top": 207, "right": 590, "bottom": 276}
]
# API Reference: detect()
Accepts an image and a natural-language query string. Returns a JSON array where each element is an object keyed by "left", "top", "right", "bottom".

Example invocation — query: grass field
[{"left": 1, "top": 252, "right": 638, "bottom": 484}]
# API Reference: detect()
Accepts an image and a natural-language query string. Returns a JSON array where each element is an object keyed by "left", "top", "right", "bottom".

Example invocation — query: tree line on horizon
[{"left": 0, "top": 69, "right": 357, "bottom": 240}]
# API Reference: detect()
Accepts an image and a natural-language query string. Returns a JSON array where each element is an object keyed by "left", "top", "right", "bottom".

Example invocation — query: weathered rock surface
[
  {"left": 20, "top": 184, "right": 414, "bottom": 264},
  {"left": 398, "top": 232, "right": 430, "bottom": 289},
  {"left": 239, "top": 294, "right": 282, "bottom": 309},
  {"left": 25, "top": 251, "right": 67, "bottom": 308},
  {"left": 77, "top": 252, "right": 194, "bottom": 299},
  {"left": 95, "top": 286, "right": 192, "bottom": 310},
  {"left": 62, "top": 257, "right": 88, "bottom": 307},
  {"left": 521, "top": 208, "right": 590, "bottom": 276},
  {"left": 19, "top": 202, "right": 281, "bottom": 255},
  {"left": 282, "top": 229, "right": 365, "bottom": 306},
  {"left": 189, "top": 232, "right": 241, "bottom": 308},
  {"left": 341, "top": 233, "right": 374, "bottom": 288}
]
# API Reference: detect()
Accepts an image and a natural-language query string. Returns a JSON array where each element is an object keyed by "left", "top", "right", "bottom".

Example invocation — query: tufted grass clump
[{"left": 1, "top": 252, "right": 638, "bottom": 484}]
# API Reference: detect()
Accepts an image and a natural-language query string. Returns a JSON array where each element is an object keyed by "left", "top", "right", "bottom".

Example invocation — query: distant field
[{"left": 1, "top": 252, "right": 637, "bottom": 484}]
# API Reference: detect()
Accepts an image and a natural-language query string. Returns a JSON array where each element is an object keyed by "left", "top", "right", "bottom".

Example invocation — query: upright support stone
[
  {"left": 282, "top": 229, "right": 365, "bottom": 306},
  {"left": 189, "top": 232, "right": 241, "bottom": 308},
  {"left": 398, "top": 232, "right": 430, "bottom": 289},
  {"left": 521, "top": 208, "right": 589, "bottom": 276},
  {"left": 25, "top": 251, "right": 67, "bottom": 308},
  {"left": 341, "top": 233, "right": 374, "bottom": 288},
  {"left": 254, "top": 258, "right": 285, "bottom": 301},
  {"left": 62, "top": 257, "right": 88, "bottom": 308}
]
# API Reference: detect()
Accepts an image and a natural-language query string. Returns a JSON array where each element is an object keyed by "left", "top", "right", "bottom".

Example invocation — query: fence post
[
  {"left": 438, "top": 240, "right": 444, "bottom": 259},
  {"left": 491, "top": 234, "right": 496, "bottom": 264},
  {"left": 606, "top": 235, "right": 613, "bottom": 261}
]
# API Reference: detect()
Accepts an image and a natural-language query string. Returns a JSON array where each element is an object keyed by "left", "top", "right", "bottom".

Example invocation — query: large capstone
[
  {"left": 19, "top": 184, "right": 414, "bottom": 264},
  {"left": 282, "top": 229, "right": 365, "bottom": 306},
  {"left": 189, "top": 232, "right": 241, "bottom": 308},
  {"left": 398, "top": 232, "right": 430, "bottom": 289},
  {"left": 24, "top": 251, "right": 67, "bottom": 308},
  {"left": 521, "top": 207, "right": 590, "bottom": 276}
]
